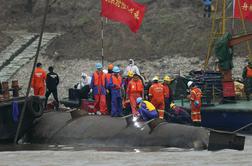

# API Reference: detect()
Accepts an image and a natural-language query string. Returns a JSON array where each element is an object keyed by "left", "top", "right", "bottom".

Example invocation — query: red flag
[
  {"left": 233, "top": 0, "right": 252, "bottom": 21},
  {"left": 101, "top": 0, "right": 146, "bottom": 33}
]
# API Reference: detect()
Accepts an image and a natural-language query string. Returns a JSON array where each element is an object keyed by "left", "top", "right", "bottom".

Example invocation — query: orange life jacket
[
  {"left": 127, "top": 79, "right": 143, "bottom": 94},
  {"left": 190, "top": 87, "right": 202, "bottom": 103},
  {"left": 149, "top": 83, "right": 165, "bottom": 101},
  {"left": 31, "top": 67, "right": 46, "bottom": 88},
  {"left": 111, "top": 75, "right": 122, "bottom": 89},
  {"left": 246, "top": 66, "right": 252, "bottom": 78},
  {"left": 93, "top": 71, "right": 106, "bottom": 87},
  {"left": 105, "top": 73, "right": 112, "bottom": 83},
  {"left": 163, "top": 83, "right": 170, "bottom": 98}
]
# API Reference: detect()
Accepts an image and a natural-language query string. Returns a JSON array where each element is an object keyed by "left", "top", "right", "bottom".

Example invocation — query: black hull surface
[{"left": 30, "top": 112, "right": 245, "bottom": 151}]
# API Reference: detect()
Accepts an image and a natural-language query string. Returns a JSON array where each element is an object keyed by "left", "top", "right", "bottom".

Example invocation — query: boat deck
[{"left": 175, "top": 99, "right": 252, "bottom": 112}]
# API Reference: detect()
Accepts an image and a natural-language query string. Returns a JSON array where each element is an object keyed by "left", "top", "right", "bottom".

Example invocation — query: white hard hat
[
  {"left": 152, "top": 76, "right": 159, "bottom": 81},
  {"left": 187, "top": 81, "right": 193, "bottom": 88}
]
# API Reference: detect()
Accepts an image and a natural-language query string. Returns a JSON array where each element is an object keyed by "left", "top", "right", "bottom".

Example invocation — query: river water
[{"left": 0, "top": 136, "right": 252, "bottom": 166}]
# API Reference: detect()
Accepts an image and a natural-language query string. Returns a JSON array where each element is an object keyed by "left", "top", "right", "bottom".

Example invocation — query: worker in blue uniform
[
  {"left": 203, "top": 0, "right": 212, "bottom": 17},
  {"left": 136, "top": 97, "right": 158, "bottom": 121}
]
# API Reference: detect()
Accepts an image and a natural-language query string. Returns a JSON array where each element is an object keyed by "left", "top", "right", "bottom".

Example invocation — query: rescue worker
[
  {"left": 148, "top": 76, "right": 165, "bottom": 119},
  {"left": 45, "top": 66, "right": 59, "bottom": 110},
  {"left": 106, "top": 64, "right": 114, "bottom": 113},
  {"left": 124, "top": 71, "right": 134, "bottom": 92},
  {"left": 126, "top": 73, "right": 144, "bottom": 115},
  {"left": 203, "top": 0, "right": 211, "bottom": 17},
  {"left": 168, "top": 103, "right": 191, "bottom": 124},
  {"left": 109, "top": 66, "right": 123, "bottom": 117},
  {"left": 242, "top": 62, "right": 252, "bottom": 101},
  {"left": 77, "top": 72, "right": 91, "bottom": 99},
  {"left": 124, "top": 59, "right": 140, "bottom": 76},
  {"left": 187, "top": 81, "right": 202, "bottom": 126},
  {"left": 163, "top": 76, "right": 173, "bottom": 112},
  {"left": 136, "top": 97, "right": 158, "bottom": 121},
  {"left": 31, "top": 62, "right": 47, "bottom": 96},
  {"left": 77, "top": 72, "right": 91, "bottom": 89},
  {"left": 90, "top": 63, "right": 108, "bottom": 115}
]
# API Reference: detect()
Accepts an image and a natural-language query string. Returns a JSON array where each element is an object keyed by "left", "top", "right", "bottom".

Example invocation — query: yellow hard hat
[
  {"left": 128, "top": 71, "right": 134, "bottom": 77},
  {"left": 152, "top": 76, "right": 159, "bottom": 81},
  {"left": 163, "top": 75, "right": 171, "bottom": 82},
  {"left": 170, "top": 103, "right": 176, "bottom": 109}
]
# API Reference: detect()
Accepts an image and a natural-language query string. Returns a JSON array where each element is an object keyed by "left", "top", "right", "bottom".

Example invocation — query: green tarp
[{"left": 214, "top": 32, "right": 234, "bottom": 70}]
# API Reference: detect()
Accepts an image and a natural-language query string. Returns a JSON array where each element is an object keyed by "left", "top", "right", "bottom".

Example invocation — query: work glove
[{"left": 194, "top": 101, "right": 200, "bottom": 107}]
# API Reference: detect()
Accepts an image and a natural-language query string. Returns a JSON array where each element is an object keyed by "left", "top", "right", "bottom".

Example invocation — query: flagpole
[
  {"left": 101, "top": 17, "right": 104, "bottom": 67},
  {"left": 232, "top": 0, "right": 235, "bottom": 34},
  {"left": 14, "top": 0, "right": 50, "bottom": 144}
]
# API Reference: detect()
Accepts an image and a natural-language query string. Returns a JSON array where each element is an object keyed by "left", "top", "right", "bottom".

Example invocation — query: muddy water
[{"left": 0, "top": 136, "right": 252, "bottom": 166}]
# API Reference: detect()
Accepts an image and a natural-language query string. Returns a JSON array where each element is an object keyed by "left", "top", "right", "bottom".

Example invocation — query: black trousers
[{"left": 45, "top": 89, "right": 59, "bottom": 107}]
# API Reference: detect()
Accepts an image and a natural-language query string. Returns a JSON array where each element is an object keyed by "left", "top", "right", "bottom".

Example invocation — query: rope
[{"left": 232, "top": 122, "right": 252, "bottom": 133}]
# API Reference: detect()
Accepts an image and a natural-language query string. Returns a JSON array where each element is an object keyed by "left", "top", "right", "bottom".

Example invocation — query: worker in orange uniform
[
  {"left": 163, "top": 76, "right": 173, "bottom": 112},
  {"left": 109, "top": 66, "right": 123, "bottom": 117},
  {"left": 106, "top": 64, "right": 114, "bottom": 113},
  {"left": 124, "top": 71, "right": 134, "bottom": 92},
  {"left": 187, "top": 81, "right": 202, "bottom": 126},
  {"left": 126, "top": 73, "right": 144, "bottom": 115},
  {"left": 90, "top": 63, "right": 108, "bottom": 115},
  {"left": 242, "top": 62, "right": 252, "bottom": 101},
  {"left": 148, "top": 76, "right": 165, "bottom": 119},
  {"left": 31, "top": 62, "right": 47, "bottom": 96}
]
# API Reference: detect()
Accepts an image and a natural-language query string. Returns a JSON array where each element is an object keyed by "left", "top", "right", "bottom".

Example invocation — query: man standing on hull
[
  {"left": 45, "top": 66, "right": 59, "bottom": 110},
  {"left": 127, "top": 73, "right": 144, "bottom": 115},
  {"left": 31, "top": 62, "right": 47, "bottom": 96},
  {"left": 91, "top": 63, "right": 108, "bottom": 115},
  {"left": 109, "top": 66, "right": 123, "bottom": 117},
  {"left": 148, "top": 76, "right": 165, "bottom": 119},
  {"left": 187, "top": 81, "right": 202, "bottom": 126}
]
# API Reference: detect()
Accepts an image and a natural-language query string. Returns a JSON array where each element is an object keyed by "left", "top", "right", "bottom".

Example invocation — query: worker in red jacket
[
  {"left": 148, "top": 76, "right": 165, "bottom": 119},
  {"left": 90, "top": 63, "right": 108, "bottom": 115},
  {"left": 187, "top": 81, "right": 202, "bottom": 126},
  {"left": 127, "top": 74, "right": 144, "bottom": 115},
  {"left": 31, "top": 62, "right": 47, "bottom": 96}
]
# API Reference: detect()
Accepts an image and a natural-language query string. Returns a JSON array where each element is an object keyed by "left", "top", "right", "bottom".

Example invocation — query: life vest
[
  {"left": 140, "top": 101, "right": 156, "bottom": 112},
  {"left": 93, "top": 71, "right": 105, "bottom": 87},
  {"left": 128, "top": 79, "right": 143, "bottom": 93},
  {"left": 190, "top": 87, "right": 202, "bottom": 103},
  {"left": 31, "top": 67, "right": 46, "bottom": 88},
  {"left": 246, "top": 66, "right": 252, "bottom": 78},
  {"left": 163, "top": 83, "right": 170, "bottom": 98},
  {"left": 149, "top": 83, "right": 165, "bottom": 101},
  {"left": 111, "top": 75, "right": 122, "bottom": 89},
  {"left": 105, "top": 73, "right": 112, "bottom": 83}
]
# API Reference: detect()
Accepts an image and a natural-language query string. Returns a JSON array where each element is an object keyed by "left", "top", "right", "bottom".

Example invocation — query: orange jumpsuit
[
  {"left": 148, "top": 83, "right": 165, "bottom": 119},
  {"left": 127, "top": 79, "right": 144, "bottom": 115},
  {"left": 31, "top": 67, "right": 47, "bottom": 96},
  {"left": 189, "top": 87, "right": 202, "bottom": 123}
]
